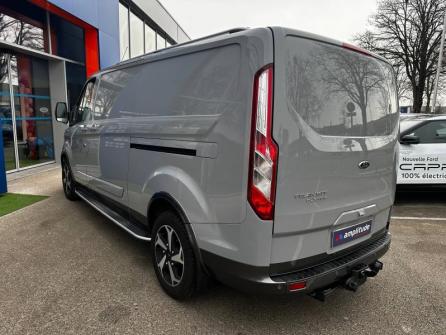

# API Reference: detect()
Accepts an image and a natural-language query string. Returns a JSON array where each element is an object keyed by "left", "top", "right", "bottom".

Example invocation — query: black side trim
[
  {"left": 76, "top": 184, "right": 149, "bottom": 232},
  {"left": 130, "top": 143, "right": 196, "bottom": 156}
]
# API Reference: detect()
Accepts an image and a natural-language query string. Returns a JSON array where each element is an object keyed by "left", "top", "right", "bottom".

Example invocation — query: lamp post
[{"left": 431, "top": 10, "right": 446, "bottom": 114}]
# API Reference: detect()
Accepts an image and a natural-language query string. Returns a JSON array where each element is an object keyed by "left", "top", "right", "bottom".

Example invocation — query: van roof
[{"left": 94, "top": 26, "right": 390, "bottom": 77}]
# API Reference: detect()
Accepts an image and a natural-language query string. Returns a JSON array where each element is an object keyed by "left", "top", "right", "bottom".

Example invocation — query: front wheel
[
  {"left": 62, "top": 159, "right": 78, "bottom": 201},
  {"left": 151, "top": 211, "right": 198, "bottom": 300}
]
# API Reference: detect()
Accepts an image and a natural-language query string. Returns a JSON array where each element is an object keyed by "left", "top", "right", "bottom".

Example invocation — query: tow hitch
[
  {"left": 343, "top": 261, "right": 383, "bottom": 292},
  {"left": 309, "top": 260, "right": 384, "bottom": 302}
]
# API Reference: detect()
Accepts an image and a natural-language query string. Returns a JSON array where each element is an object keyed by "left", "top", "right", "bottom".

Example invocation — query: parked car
[
  {"left": 55, "top": 27, "right": 399, "bottom": 300},
  {"left": 398, "top": 113, "right": 446, "bottom": 185}
]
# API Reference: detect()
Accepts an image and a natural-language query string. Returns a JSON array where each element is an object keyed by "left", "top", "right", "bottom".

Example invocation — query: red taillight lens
[
  {"left": 248, "top": 65, "right": 278, "bottom": 221},
  {"left": 342, "top": 42, "right": 372, "bottom": 57},
  {"left": 288, "top": 281, "right": 306, "bottom": 292}
]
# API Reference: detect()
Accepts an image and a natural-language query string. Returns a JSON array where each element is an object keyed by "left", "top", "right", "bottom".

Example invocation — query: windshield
[{"left": 400, "top": 120, "right": 423, "bottom": 133}]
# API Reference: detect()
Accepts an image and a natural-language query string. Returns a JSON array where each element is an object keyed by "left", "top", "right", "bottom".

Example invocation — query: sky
[{"left": 160, "top": 0, "right": 378, "bottom": 43}]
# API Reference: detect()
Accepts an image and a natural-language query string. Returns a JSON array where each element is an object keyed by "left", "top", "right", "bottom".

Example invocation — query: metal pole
[{"left": 431, "top": 10, "right": 446, "bottom": 114}]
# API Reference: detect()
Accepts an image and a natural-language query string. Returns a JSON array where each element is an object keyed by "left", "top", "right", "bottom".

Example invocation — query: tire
[
  {"left": 151, "top": 210, "right": 198, "bottom": 300},
  {"left": 62, "top": 158, "right": 78, "bottom": 201}
]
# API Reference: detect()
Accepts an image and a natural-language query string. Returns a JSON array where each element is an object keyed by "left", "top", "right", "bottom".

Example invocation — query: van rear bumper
[{"left": 201, "top": 231, "right": 391, "bottom": 295}]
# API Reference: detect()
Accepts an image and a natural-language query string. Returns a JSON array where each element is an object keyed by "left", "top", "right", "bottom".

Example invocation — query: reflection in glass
[
  {"left": 119, "top": 3, "right": 129, "bottom": 61},
  {"left": 65, "top": 62, "right": 86, "bottom": 111},
  {"left": 130, "top": 12, "right": 144, "bottom": 57},
  {"left": 76, "top": 80, "right": 96, "bottom": 123},
  {"left": 94, "top": 68, "right": 137, "bottom": 119},
  {"left": 410, "top": 121, "right": 446, "bottom": 144},
  {"left": 11, "top": 55, "right": 54, "bottom": 168},
  {"left": 145, "top": 24, "right": 156, "bottom": 53},
  {"left": 0, "top": 12, "right": 46, "bottom": 52},
  {"left": 49, "top": 14, "right": 85, "bottom": 63},
  {"left": 0, "top": 53, "right": 16, "bottom": 171},
  {"left": 286, "top": 37, "right": 398, "bottom": 137}
]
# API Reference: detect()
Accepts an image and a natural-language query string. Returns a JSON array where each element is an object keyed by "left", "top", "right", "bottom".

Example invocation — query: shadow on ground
[{"left": 395, "top": 186, "right": 446, "bottom": 205}]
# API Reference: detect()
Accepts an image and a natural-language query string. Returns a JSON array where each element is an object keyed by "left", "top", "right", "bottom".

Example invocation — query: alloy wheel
[
  {"left": 62, "top": 162, "right": 72, "bottom": 195},
  {"left": 154, "top": 225, "right": 184, "bottom": 287}
]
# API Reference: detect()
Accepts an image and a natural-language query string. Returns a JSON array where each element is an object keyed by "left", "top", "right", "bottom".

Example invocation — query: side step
[{"left": 75, "top": 188, "right": 151, "bottom": 242}]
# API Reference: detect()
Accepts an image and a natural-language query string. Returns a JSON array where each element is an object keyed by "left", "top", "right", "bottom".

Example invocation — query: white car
[{"left": 398, "top": 114, "right": 446, "bottom": 185}]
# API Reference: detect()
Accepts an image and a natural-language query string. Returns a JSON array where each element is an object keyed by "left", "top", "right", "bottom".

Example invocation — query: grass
[{"left": 0, "top": 193, "right": 48, "bottom": 217}]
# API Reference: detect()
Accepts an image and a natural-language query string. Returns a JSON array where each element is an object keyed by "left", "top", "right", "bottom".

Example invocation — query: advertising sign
[{"left": 398, "top": 144, "right": 446, "bottom": 184}]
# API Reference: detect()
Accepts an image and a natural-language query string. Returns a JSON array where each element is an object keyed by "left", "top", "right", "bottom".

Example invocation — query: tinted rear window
[{"left": 286, "top": 36, "right": 398, "bottom": 136}]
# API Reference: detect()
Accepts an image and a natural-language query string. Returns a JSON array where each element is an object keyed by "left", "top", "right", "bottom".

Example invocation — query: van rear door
[{"left": 271, "top": 28, "right": 399, "bottom": 256}]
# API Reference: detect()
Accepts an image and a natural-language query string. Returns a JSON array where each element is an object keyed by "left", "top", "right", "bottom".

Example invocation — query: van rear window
[{"left": 285, "top": 36, "right": 398, "bottom": 136}]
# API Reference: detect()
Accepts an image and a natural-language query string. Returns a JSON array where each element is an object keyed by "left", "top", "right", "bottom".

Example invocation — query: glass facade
[
  {"left": 119, "top": 2, "right": 129, "bottom": 61},
  {"left": 0, "top": 0, "right": 182, "bottom": 173},
  {"left": 0, "top": 1, "right": 88, "bottom": 172},
  {"left": 119, "top": 1, "right": 175, "bottom": 59},
  {"left": 130, "top": 11, "right": 144, "bottom": 57},
  {"left": 145, "top": 24, "right": 156, "bottom": 53},
  {"left": 0, "top": 53, "right": 53, "bottom": 172},
  {"left": 0, "top": 1, "right": 48, "bottom": 53},
  {"left": 156, "top": 33, "right": 166, "bottom": 50},
  {"left": 49, "top": 14, "right": 85, "bottom": 63},
  {"left": 65, "top": 63, "right": 86, "bottom": 111},
  {"left": 0, "top": 54, "right": 15, "bottom": 171}
]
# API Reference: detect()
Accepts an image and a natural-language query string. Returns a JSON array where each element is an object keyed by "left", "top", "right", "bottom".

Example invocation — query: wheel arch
[{"left": 147, "top": 192, "right": 209, "bottom": 276}]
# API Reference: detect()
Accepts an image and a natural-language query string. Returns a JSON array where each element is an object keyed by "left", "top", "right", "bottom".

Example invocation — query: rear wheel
[
  {"left": 151, "top": 211, "right": 198, "bottom": 300},
  {"left": 62, "top": 158, "right": 78, "bottom": 201}
]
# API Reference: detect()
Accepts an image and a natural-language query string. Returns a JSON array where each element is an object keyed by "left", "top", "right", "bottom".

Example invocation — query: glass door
[
  {"left": 0, "top": 53, "right": 18, "bottom": 171},
  {"left": 0, "top": 52, "right": 54, "bottom": 172}
]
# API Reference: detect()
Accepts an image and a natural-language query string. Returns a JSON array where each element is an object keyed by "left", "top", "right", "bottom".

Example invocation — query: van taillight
[{"left": 248, "top": 65, "right": 278, "bottom": 220}]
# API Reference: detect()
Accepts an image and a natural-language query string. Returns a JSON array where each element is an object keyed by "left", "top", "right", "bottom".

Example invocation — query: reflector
[{"left": 288, "top": 281, "right": 306, "bottom": 292}]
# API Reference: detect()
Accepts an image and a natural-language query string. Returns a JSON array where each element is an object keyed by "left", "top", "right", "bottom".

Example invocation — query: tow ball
[{"left": 343, "top": 261, "right": 383, "bottom": 292}]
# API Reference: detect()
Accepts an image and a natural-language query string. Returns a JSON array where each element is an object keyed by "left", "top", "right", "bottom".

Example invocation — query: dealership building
[{"left": 0, "top": 0, "right": 189, "bottom": 175}]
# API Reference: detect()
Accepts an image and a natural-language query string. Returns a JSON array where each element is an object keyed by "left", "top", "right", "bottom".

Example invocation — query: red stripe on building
[{"left": 29, "top": 0, "right": 100, "bottom": 78}]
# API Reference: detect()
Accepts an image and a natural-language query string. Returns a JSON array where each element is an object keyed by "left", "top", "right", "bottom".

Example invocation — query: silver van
[{"left": 55, "top": 27, "right": 399, "bottom": 300}]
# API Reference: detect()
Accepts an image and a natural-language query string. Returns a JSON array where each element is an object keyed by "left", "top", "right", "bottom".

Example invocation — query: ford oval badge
[{"left": 358, "top": 161, "right": 370, "bottom": 169}]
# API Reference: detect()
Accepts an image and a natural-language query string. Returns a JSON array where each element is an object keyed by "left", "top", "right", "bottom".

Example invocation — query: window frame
[
  {"left": 118, "top": 2, "right": 130, "bottom": 60},
  {"left": 404, "top": 120, "right": 446, "bottom": 144},
  {"left": 144, "top": 23, "right": 156, "bottom": 53},
  {"left": 129, "top": 10, "right": 144, "bottom": 57},
  {"left": 70, "top": 77, "right": 97, "bottom": 126},
  {"left": 118, "top": 0, "right": 175, "bottom": 58}
]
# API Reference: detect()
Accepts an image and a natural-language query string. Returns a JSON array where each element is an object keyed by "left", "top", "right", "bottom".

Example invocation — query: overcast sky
[{"left": 160, "top": 0, "right": 378, "bottom": 42}]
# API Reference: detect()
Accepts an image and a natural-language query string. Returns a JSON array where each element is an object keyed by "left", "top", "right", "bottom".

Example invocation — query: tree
[
  {"left": 315, "top": 45, "right": 386, "bottom": 135},
  {"left": 355, "top": 0, "right": 446, "bottom": 113}
]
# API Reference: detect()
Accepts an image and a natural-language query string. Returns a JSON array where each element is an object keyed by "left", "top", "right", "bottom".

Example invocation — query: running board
[{"left": 75, "top": 189, "right": 151, "bottom": 242}]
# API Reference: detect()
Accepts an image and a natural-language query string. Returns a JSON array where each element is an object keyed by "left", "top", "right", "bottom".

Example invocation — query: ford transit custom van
[{"left": 55, "top": 27, "right": 399, "bottom": 300}]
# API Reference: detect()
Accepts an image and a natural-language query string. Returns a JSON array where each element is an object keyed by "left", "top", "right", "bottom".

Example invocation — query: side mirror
[
  {"left": 400, "top": 134, "right": 419, "bottom": 145},
  {"left": 55, "top": 102, "right": 68, "bottom": 124}
]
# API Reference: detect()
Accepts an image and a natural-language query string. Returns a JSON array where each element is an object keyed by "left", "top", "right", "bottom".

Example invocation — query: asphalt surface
[{"left": 1, "top": 168, "right": 445, "bottom": 335}]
